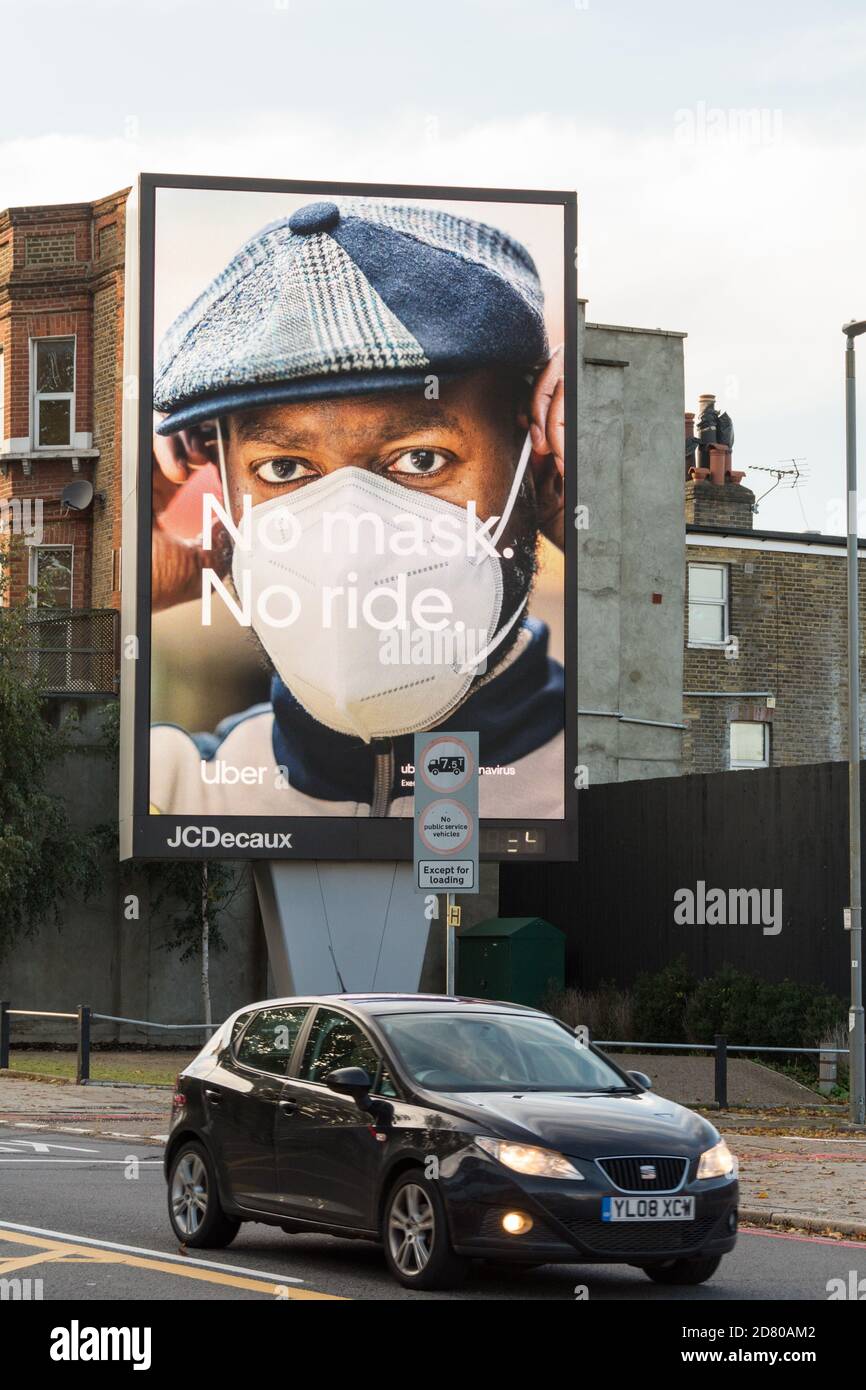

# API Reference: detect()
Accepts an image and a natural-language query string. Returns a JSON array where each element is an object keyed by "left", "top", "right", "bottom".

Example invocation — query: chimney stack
[{"left": 685, "top": 392, "right": 755, "bottom": 529}]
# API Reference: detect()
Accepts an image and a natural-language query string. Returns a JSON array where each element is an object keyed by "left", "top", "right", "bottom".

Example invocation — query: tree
[
  {"left": 141, "top": 858, "right": 249, "bottom": 1026},
  {"left": 0, "top": 540, "right": 101, "bottom": 956}
]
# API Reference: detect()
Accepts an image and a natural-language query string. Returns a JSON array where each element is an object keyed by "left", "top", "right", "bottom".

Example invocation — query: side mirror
[
  {"left": 326, "top": 1066, "right": 373, "bottom": 1107},
  {"left": 628, "top": 1070, "right": 653, "bottom": 1091}
]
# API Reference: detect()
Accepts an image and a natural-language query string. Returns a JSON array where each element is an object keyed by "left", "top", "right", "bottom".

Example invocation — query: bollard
[
  {"left": 76, "top": 1005, "right": 91, "bottom": 1085},
  {"left": 0, "top": 1001, "right": 9, "bottom": 1070},
  {"left": 818, "top": 1050, "right": 838, "bottom": 1095}
]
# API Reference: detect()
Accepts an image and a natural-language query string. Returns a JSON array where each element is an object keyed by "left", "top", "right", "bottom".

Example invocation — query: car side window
[
  {"left": 235, "top": 1006, "right": 309, "bottom": 1076},
  {"left": 229, "top": 1012, "right": 252, "bottom": 1049},
  {"left": 299, "top": 1008, "right": 383, "bottom": 1086}
]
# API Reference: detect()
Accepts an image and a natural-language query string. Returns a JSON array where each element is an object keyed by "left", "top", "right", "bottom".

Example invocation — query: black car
[{"left": 164, "top": 994, "right": 738, "bottom": 1291}]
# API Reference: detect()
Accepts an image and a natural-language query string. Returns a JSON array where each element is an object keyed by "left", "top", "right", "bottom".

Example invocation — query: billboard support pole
[{"left": 253, "top": 861, "right": 431, "bottom": 995}]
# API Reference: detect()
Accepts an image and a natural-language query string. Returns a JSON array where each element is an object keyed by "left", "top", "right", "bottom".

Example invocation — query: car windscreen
[{"left": 378, "top": 1012, "right": 632, "bottom": 1092}]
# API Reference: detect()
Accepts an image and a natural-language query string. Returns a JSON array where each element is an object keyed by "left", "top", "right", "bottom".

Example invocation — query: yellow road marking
[
  {"left": 0, "top": 1249, "right": 78, "bottom": 1276},
  {"left": 0, "top": 1231, "right": 343, "bottom": 1299}
]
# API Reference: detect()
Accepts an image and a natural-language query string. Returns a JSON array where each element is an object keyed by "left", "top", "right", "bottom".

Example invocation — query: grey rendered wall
[{"left": 578, "top": 303, "right": 686, "bottom": 785}]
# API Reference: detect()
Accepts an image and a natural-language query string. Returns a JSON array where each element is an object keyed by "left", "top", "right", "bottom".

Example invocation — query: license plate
[{"left": 601, "top": 1195, "right": 695, "bottom": 1222}]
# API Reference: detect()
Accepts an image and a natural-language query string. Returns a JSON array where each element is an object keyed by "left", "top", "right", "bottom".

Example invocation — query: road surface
[{"left": 0, "top": 1130, "right": 862, "bottom": 1301}]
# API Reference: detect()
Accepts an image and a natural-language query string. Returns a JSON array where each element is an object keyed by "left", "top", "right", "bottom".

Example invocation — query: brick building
[
  {"left": 683, "top": 393, "right": 864, "bottom": 774},
  {"left": 0, "top": 188, "right": 129, "bottom": 690}
]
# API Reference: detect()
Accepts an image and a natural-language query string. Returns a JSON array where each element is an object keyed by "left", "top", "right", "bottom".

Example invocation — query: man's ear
[{"left": 532, "top": 448, "right": 564, "bottom": 533}]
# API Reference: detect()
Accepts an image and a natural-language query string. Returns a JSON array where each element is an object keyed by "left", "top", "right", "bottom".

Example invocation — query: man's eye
[
  {"left": 253, "top": 457, "right": 314, "bottom": 484},
  {"left": 388, "top": 449, "right": 449, "bottom": 477}
]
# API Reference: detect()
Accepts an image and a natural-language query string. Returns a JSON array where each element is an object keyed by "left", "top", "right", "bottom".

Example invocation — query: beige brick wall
[{"left": 684, "top": 541, "right": 857, "bottom": 772}]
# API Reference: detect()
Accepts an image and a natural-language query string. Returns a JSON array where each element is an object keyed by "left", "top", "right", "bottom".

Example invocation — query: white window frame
[
  {"left": 28, "top": 544, "right": 74, "bottom": 609},
  {"left": 30, "top": 335, "right": 76, "bottom": 450},
  {"left": 730, "top": 721, "right": 770, "bottom": 770},
  {"left": 688, "top": 562, "right": 729, "bottom": 648}
]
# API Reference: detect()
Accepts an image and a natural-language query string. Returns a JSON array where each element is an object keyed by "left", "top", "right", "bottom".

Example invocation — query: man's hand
[
  {"left": 521, "top": 346, "right": 565, "bottom": 550},
  {"left": 152, "top": 423, "right": 229, "bottom": 612}
]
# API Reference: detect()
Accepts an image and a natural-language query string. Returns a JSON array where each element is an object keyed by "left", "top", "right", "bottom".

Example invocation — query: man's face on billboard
[{"left": 221, "top": 368, "right": 534, "bottom": 558}]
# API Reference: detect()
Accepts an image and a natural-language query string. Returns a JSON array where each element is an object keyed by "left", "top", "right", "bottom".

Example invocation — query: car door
[
  {"left": 204, "top": 1005, "right": 310, "bottom": 1212},
  {"left": 275, "top": 1007, "right": 395, "bottom": 1229}
]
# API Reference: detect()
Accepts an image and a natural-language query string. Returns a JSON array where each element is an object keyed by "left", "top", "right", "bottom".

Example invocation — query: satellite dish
[{"left": 61, "top": 479, "right": 94, "bottom": 512}]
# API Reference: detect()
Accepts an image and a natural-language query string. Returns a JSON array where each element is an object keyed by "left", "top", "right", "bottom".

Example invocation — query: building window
[
  {"left": 28, "top": 546, "right": 74, "bottom": 608},
  {"left": 32, "top": 337, "right": 75, "bottom": 448},
  {"left": 730, "top": 721, "right": 769, "bottom": 770},
  {"left": 688, "top": 563, "right": 728, "bottom": 644},
  {"left": 0, "top": 350, "right": 5, "bottom": 444}
]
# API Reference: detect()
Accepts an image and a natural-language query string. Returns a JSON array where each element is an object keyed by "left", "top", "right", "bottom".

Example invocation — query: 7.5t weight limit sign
[{"left": 413, "top": 732, "right": 479, "bottom": 893}]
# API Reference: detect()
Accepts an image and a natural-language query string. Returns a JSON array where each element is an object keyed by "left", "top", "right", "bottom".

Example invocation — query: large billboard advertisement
[{"left": 121, "top": 174, "right": 577, "bottom": 860}]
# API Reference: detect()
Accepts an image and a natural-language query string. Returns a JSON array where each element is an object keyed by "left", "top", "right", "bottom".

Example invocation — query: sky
[{"left": 2, "top": 0, "right": 865, "bottom": 534}]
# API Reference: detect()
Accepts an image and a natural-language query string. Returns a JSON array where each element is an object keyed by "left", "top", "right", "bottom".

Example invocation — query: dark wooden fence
[{"left": 500, "top": 761, "right": 853, "bottom": 996}]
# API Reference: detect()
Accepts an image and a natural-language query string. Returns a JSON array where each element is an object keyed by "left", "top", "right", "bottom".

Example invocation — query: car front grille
[
  {"left": 596, "top": 1155, "right": 688, "bottom": 1192},
  {"left": 557, "top": 1212, "right": 724, "bottom": 1256}
]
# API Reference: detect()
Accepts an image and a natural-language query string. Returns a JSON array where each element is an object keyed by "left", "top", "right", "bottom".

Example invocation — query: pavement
[
  {"left": 0, "top": 1074, "right": 172, "bottom": 1142},
  {"left": 0, "top": 1128, "right": 864, "bottom": 1301},
  {"left": 734, "top": 1133, "right": 866, "bottom": 1233}
]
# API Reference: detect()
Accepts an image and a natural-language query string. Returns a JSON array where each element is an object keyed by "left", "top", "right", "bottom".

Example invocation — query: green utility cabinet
[{"left": 457, "top": 917, "right": 565, "bottom": 1008}]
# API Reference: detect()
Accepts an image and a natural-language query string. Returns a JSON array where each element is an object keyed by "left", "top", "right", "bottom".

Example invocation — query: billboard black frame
[{"left": 128, "top": 171, "right": 578, "bottom": 861}]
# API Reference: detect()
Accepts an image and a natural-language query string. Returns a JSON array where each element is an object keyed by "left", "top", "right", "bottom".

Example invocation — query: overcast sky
[{"left": 3, "top": 0, "right": 865, "bottom": 533}]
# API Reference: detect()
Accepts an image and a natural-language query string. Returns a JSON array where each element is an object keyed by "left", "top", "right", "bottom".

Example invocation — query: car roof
[{"left": 226, "top": 993, "right": 545, "bottom": 1021}]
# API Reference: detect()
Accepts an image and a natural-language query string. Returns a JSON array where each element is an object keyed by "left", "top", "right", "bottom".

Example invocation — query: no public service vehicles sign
[{"left": 413, "top": 733, "right": 479, "bottom": 893}]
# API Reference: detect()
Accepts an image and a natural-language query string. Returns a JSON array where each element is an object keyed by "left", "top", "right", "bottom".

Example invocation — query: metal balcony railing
[{"left": 20, "top": 607, "right": 119, "bottom": 696}]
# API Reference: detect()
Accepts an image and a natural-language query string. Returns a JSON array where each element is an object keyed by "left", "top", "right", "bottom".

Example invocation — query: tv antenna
[{"left": 750, "top": 459, "right": 811, "bottom": 525}]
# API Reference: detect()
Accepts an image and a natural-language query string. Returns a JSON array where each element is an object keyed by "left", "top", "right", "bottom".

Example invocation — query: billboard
[{"left": 121, "top": 174, "right": 577, "bottom": 861}]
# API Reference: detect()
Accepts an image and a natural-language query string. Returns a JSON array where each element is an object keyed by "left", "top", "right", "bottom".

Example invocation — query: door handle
[
  {"left": 204, "top": 1087, "right": 222, "bottom": 1105},
  {"left": 278, "top": 1098, "right": 298, "bottom": 1115}
]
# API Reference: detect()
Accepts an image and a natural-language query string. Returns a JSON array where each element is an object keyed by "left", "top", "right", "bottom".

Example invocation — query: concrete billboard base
[{"left": 253, "top": 861, "right": 431, "bottom": 996}]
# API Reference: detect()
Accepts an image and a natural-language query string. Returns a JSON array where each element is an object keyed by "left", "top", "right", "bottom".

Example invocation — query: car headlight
[
  {"left": 697, "top": 1138, "right": 736, "bottom": 1180},
  {"left": 475, "top": 1137, "right": 584, "bottom": 1180}
]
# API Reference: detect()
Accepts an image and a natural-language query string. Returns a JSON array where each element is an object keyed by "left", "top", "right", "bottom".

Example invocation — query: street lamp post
[{"left": 843, "top": 319, "right": 866, "bottom": 1127}]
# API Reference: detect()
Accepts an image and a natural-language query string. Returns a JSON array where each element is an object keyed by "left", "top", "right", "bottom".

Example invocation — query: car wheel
[
  {"left": 168, "top": 1140, "right": 240, "bottom": 1248},
  {"left": 642, "top": 1254, "right": 722, "bottom": 1285},
  {"left": 382, "top": 1171, "right": 468, "bottom": 1290}
]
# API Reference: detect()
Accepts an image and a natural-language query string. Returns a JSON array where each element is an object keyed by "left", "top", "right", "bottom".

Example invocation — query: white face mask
[{"left": 216, "top": 424, "right": 532, "bottom": 743}]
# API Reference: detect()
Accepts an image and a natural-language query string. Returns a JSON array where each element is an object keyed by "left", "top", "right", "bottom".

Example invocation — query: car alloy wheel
[
  {"left": 171, "top": 1150, "right": 209, "bottom": 1237},
  {"left": 167, "top": 1141, "right": 240, "bottom": 1249},
  {"left": 387, "top": 1182, "right": 435, "bottom": 1276}
]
